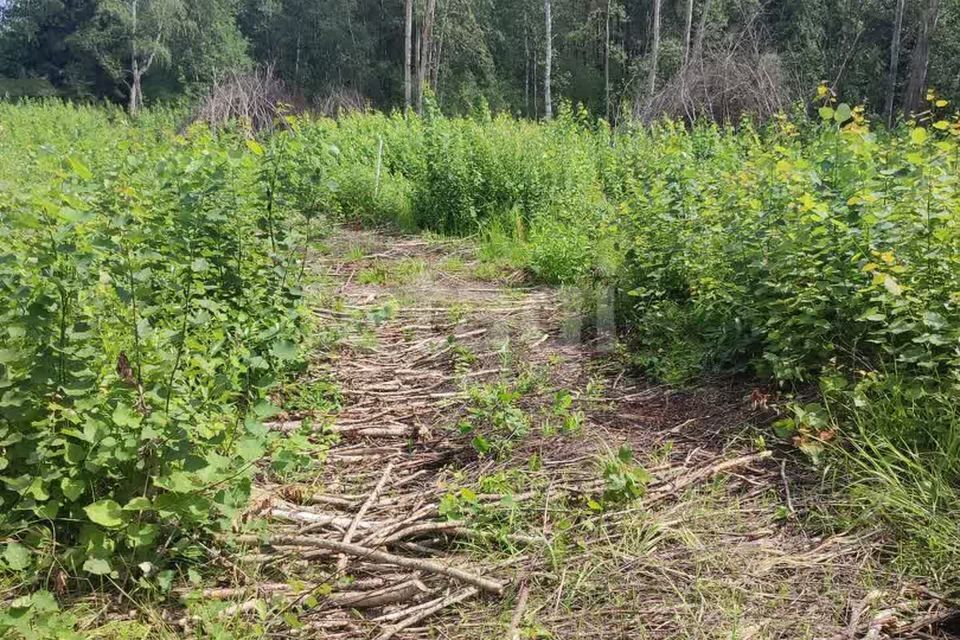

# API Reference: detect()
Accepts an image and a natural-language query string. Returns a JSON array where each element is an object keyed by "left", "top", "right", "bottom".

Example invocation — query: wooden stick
[
  {"left": 237, "top": 535, "right": 504, "bottom": 595},
  {"left": 647, "top": 451, "right": 773, "bottom": 506},
  {"left": 508, "top": 582, "right": 530, "bottom": 640},
  {"left": 179, "top": 583, "right": 292, "bottom": 600},
  {"left": 268, "top": 507, "right": 374, "bottom": 531},
  {"left": 361, "top": 504, "right": 437, "bottom": 546},
  {"left": 780, "top": 459, "right": 795, "bottom": 515},
  {"left": 382, "top": 519, "right": 462, "bottom": 543},
  {"left": 372, "top": 587, "right": 479, "bottom": 640},
  {"left": 326, "top": 579, "right": 429, "bottom": 609},
  {"left": 339, "top": 461, "right": 395, "bottom": 570}
]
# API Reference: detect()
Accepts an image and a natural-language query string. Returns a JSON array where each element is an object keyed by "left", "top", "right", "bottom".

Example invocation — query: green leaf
[
  {"left": 61, "top": 477, "right": 85, "bottom": 502},
  {"left": 156, "top": 570, "right": 175, "bottom": 592},
  {"left": 64, "top": 442, "right": 85, "bottom": 465},
  {"left": 112, "top": 403, "right": 141, "bottom": 428},
  {"left": 127, "top": 524, "right": 159, "bottom": 547},
  {"left": 235, "top": 437, "right": 265, "bottom": 462},
  {"left": 84, "top": 499, "right": 126, "bottom": 528},
  {"left": 910, "top": 127, "right": 928, "bottom": 145},
  {"left": 67, "top": 157, "right": 93, "bottom": 180},
  {"left": 922, "top": 311, "right": 947, "bottom": 330},
  {"left": 252, "top": 400, "right": 281, "bottom": 419},
  {"left": 818, "top": 106, "right": 834, "bottom": 121},
  {"left": 123, "top": 496, "right": 151, "bottom": 511},
  {"left": 833, "top": 103, "right": 851, "bottom": 123},
  {"left": 772, "top": 418, "right": 796, "bottom": 439},
  {"left": 270, "top": 340, "right": 298, "bottom": 361},
  {"left": 3, "top": 543, "right": 31, "bottom": 570},
  {"left": 82, "top": 557, "right": 112, "bottom": 575},
  {"left": 471, "top": 435, "right": 490, "bottom": 454}
]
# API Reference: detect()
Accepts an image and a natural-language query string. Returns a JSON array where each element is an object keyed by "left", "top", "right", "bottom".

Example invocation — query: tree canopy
[{"left": 1, "top": 0, "right": 958, "bottom": 121}]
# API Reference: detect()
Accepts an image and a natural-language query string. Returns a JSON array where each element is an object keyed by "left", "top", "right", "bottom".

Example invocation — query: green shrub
[{"left": 0, "top": 104, "right": 332, "bottom": 583}]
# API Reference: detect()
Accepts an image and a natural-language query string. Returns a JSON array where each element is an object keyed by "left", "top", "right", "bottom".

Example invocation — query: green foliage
[
  {"left": 306, "top": 100, "right": 960, "bottom": 581},
  {"left": 2, "top": 87, "right": 959, "bottom": 594},
  {"left": 458, "top": 380, "right": 532, "bottom": 457},
  {"left": 0, "top": 591, "right": 81, "bottom": 640},
  {"left": 599, "top": 445, "right": 651, "bottom": 505},
  {"left": 0, "top": 102, "right": 331, "bottom": 584}
]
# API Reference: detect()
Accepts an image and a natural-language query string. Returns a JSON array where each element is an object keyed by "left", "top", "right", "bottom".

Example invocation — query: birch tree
[
  {"left": 647, "top": 0, "right": 661, "bottom": 97},
  {"left": 404, "top": 0, "right": 412, "bottom": 110},
  {"left": 94, "top": 0, "right": 183, "bottom": 115},
  {"left": 884, "top": 0, "right": 905, "bottom": 125},
  {"left": 416, "top": 0, "right": 437, "bottom": 112},
  {"left": 544, "top": 0, "right": 552, "bottom": 120}
]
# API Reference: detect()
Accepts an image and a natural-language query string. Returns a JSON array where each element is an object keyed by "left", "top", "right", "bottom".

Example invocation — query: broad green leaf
[
  {"left": 112, "top": 403, "right": 141, "bottom": 428},
  {"left": 252, "top": 400, "right": 281, "bottom": 419},
  {"left": 82, "top": 557, "right": 112, "bottom": 575},
  {"left": 61, "top": 477, "right": 85, "bottom": 502},
  {"left": 126, "top": 524, "right": 159, "bottom": 547},
  {"left": 64, "top": 442, "right": 85, "bottom": 465},
  {"left": 67, "top": 157, "right": 93, "bottom": 180},
  {"left": 123, "top": 496, "right": 151, "bottom": 511},
  {"left": 235, "top": 437, "right": 265, "bottom": 462},
  {"left": 3, "top": 543, "right": 31, "bottom": 570},
  {"left": 84, "top": 499, "right": 125, "bottom": 528},
  {"left": 270, "top": 340, "right": 298, "bottom": 361}
]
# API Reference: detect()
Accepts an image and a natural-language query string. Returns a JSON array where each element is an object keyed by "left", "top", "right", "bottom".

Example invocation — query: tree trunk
[
  {"left": 904, "top": 0, "right": 941, "bottom": 116},
  {"left": 682, "top": 0, "right": 694, "bottom": 64},
  {"left": 403, "top": 0, "right": 412, "bottom": 110},
  {"left": 692, "top": 0, "right": 714, "bottom": 61},
  {"left": 605, "top": 0, "right": 611, "bottom": 120},
  {"left": 295, "top": 31, "right": 302, "bottom": 84},
  {"left": 128, "top": 0, "right": 139, "bottom": 116},
  {"left": 525, "top": 32, "right": 531, "bottom": 117},
  {"left": 432, "top": 0, "right": 447, "bottom": 94},
  {"left": 416, "top": 0, "right": 437, "bottom": 113},
  {"left": 647, "top": 0, "right": 661, "bottom": 96},
  {"left": 884, "top": 0, "right": 905, "bottom": 126},
  {"left": 533, "top": 41, "right": 539, "bottom": 119},
  {"left": 544, "top": 0, "right": 552, "bottom": 120},
  {"left": 129, "top": 70, "right": 142, "bottom": 116}
]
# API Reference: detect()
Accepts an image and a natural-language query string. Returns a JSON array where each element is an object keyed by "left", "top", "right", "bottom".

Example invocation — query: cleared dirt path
[{"left": 241, "top": 227, "right": 951, "bottom": 640}]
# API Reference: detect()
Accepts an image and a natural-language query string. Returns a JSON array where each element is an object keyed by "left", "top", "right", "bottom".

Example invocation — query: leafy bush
[{"left": 0, "top": 103, "right": 332, "bottom": 583}]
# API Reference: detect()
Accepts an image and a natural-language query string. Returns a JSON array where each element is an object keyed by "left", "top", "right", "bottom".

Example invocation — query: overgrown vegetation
[
  {"left": 307, "top": 93, "right": 960, "bottom": 581},
  {"left": 1, "top": 88, "right": 959, "bottom": 631},
  {"left": 0, "top": 102, "right": 335, "bottom": 594}
]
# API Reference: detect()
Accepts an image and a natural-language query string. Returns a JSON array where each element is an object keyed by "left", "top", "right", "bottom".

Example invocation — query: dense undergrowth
[
  {"left": 0, "top": 92, "right": 958, "bottom": 615},
  {"left": 0, "top": 102, "right": 336, "bottom": 623},
  {"left": 311, "top": 96, "right": 960, "bottom": 583}
]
